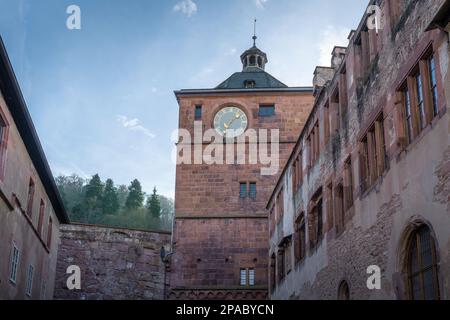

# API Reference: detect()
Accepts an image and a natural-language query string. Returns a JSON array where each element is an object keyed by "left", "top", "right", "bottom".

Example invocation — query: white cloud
[
  {"left": 255, "top": 0, "right": 269, "bottom": 9},
  {"left": 225, "top": 48, "right": 237, "bottom": 56},
  {"left": 173, "top": 0, "right": 198, "bottom": 17},
  {"left": 116, "top": 115, "right": 156, "bottom": 139},
  {"left": 317, "top": 25, "right": 350, "bottom": 66}
]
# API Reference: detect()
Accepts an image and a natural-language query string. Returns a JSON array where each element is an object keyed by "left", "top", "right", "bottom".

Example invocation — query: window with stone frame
[
  {"left": 194, "top": 105, "right": 202, "bottom": 120},
  {"left": 308, "top": 188, "right": 323, "bottom": 249},
  {"left": 307, "top": 121, "right": 320, "bottom": 167},
  {"left": 37, "top": 200, "right": 45, "bottom": 236},
  {"left": 239, "top": 268, "right": 255, "bottom": 287},
  {"left": 323, "top": 102, "right": 330, "bottom": 144},
  {"left": 343, "top": 157, "right": 354, "bottom": 211},
  {"left": 339, "top": 65, "right": 348, "bottom": 126},
  {"left": 270, "top": 253, "right": 276, "bottom": 292},
  {"left": 239, "top": 182, "right": 247, "bottom": 198},
  {"left": 26, "top": 178, "right": 35, "bottom": 218},
  {"left": 355, "top": 24, "right": 378, "bottom": 78},
  {"left": 294, "top": 213, "right": 306, "bottom": 264},
  {"left": 46, "top": 217, "right": 53, "bottom": 248},
  {"left": 325, "top": 182, "right": 334, "bottom": 233},
  {"left": 269, "top": 205, "right": 275, "bottom": 236},
  {"left": 359, "top": 113, "right": 387, "bottom": 193},
  {"left": 292, "top": 150, "right": 303, "bottom": 195},
  {"left": 283, "top": 239, "right": 292, "bottom": 275},
  {"left": 330, "top": 87, "right": 341, "bottom": 133},
  {"left": 276, "top": 187, "right": 284, "bottom": 223},
  {"left": 277, "top": 248, "right": 285, "bottom": 283},
  {"left": 398, "top": 48, "right": 440, "bottom": 146},
  {"left": 406, "top": 225, "right": 440, "bottom": 300},
  {"left": 334, "top": 183, "right": 345, "bottom": 234},
  {"left": 249, "top": 182, "right": 257, "bottom": 199},
  {"left": 0, "top": 110, "right": 9, "bottom": 181}
]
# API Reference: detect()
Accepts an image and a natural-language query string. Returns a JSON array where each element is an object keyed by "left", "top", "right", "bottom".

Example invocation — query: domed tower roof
[
  {"left": 215, "top": 21, "right": 287, "bottom": 90},
  {"left": 240, "top": 22, "right": 268, "bottom": 72}
]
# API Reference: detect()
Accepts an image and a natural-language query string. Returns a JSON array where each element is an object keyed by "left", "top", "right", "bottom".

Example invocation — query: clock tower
[{"left": 169, "top": 36, "right": 314, "bottom": 300}]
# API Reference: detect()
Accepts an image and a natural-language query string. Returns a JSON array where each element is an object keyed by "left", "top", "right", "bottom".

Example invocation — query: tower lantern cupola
[{"left": 240, "top": 20, "right": 268, "bottom": 71}]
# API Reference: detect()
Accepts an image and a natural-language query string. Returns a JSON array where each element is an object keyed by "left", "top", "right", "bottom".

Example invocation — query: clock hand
[{"left": 224, "top": 113, "right": 242, "bottom": 129}]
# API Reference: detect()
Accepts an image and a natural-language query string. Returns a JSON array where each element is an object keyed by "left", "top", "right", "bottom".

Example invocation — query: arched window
[
  {"left": 338, "top": 281, "right": 350, "bottom": 300},
  {"left": 407, "top": 225, "right": 440, "bottom": 300},
  {"left": 257, "top": 56, "right": 263, "bottom": 68}
]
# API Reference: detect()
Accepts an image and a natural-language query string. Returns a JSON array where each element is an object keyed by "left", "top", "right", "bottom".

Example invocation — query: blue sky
[{"left": 0, "top": 0, "right": 367, "bottom": 198}]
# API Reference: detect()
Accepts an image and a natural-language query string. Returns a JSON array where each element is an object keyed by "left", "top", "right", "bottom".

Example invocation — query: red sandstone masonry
[{"left": 54, "top": 224, "right": 170, "bottom": 300}]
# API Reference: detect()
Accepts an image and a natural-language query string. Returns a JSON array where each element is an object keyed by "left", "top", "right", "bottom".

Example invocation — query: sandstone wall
[{"left": 54, "top": 224, "right": 171, "bottom": 300}]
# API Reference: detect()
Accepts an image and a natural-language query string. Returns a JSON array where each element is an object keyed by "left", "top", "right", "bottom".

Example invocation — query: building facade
[
  {"left": 169, "top": 41, "right": 314, "bottom": 299},
  {"left": 268, "top": 0, "right": 450, "bottom": 300},
  {"left": 0, "top": 38, "right": 69, "bottom": 299}
]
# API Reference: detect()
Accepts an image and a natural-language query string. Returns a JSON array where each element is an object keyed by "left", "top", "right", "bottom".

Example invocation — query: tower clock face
[{"left": 213, "top": 106, "right": 248, "bottom": 138}]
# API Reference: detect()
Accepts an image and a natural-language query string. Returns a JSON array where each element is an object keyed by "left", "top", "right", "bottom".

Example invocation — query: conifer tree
[
  {"left": 125, "top": 179, "right": 144, "bottom": 210},
  {"left": 102, "top": 179, "right": 119, "bottom": 215},
  {"left": 147, "top": 186, "right": 161, "bottom": 218}
]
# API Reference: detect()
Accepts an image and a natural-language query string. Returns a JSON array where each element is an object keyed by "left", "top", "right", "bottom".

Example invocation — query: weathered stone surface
[{"left": 53, "top": 224, "right": 170, "bottom": 300}]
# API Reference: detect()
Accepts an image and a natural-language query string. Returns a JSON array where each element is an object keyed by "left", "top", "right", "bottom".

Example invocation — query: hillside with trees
[{"left": 55, "top": 174, "right": 173, "bottom": 232}]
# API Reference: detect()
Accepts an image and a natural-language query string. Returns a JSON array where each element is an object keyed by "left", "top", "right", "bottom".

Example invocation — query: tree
[
  {"left": 117, "top": 185, "right": 129, "bottom": 209},
  {"left": 125, "top": 179, "right": 144, "bottom": 210},
  {"left": 84, "top": 174, "right": 104, "bottom": 222},
  {"left": 101, "top": 179, "right": 119, "bottom": 215},
  {"left": 147, "top": 187, "right": 161, "bottom": 218}
]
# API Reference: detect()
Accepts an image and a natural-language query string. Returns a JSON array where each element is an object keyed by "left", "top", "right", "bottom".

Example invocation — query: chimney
[
  {"left": 331, "top": 46, "right": 347, "bottom": 69},
  {"left": 313, "top": 66, "right": 334, "bottom": 96}
]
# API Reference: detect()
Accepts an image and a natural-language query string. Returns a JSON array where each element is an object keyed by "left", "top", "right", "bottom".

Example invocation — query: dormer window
[{"left": 244, "top": 80, "right": 256, "bottom": 88}]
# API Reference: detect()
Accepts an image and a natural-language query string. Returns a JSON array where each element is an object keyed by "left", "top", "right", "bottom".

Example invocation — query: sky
[{"left": 0, "top": 0, "right": 368, "bottom": 198}]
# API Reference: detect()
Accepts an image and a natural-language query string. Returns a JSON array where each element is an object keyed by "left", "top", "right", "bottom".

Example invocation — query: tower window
[
  {"left": 249, "top": 182, "right": 257, "bottom": 199},
  {"left": 257, "top": 56, "right": 263, "bottom": 68},
  {"left": 249, "top": 55, "right": 256, "bottom": 66},
  {"left": 240, "top": 268, "right": 255, "bottom": 286},
  {"left": 239, "top": 182, "right": 247, "bottom": 198},
  {"left": 194, "top": 105, "right": 202, "bottom": 120},
  {"left": 259, "top": 105, "right": 275, "bottom": 117}
]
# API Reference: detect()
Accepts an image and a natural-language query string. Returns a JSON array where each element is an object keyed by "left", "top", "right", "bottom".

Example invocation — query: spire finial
[{"left": 252, "top": 19, "right": 257, "bottom": 47}]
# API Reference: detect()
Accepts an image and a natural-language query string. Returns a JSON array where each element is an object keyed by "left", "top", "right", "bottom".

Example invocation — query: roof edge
[{"left": 174, "top": 87, "right": 314, "bottom": 98}]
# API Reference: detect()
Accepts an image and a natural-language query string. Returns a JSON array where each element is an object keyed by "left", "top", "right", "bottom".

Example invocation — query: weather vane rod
[{"left": 253, "top": 19, "right": 257, "bottom": 46}]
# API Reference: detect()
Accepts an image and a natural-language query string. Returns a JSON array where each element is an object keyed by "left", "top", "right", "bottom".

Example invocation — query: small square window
[
  {"left": 195, "top": 105, "right": 202, "bottom": 120},
  {"left": 259, "top": 105, "right": 275, "bottom": 117}
]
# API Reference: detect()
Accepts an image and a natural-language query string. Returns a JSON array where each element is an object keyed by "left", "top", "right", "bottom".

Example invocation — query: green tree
[
  {"left": 84, "top": 174, "right": 104, "bottom": 222},
  {"left": 117, "top": 184, "right": 129, "bottom": 209},
  {"left": 101, "top": 179, "right": 119, "bottom": 215},
  {"left": 147, "top": 187, "right": 161, "bottom": 218},
  {"left": 125, "top": 179, "right": 144, "bottom": 210}
]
